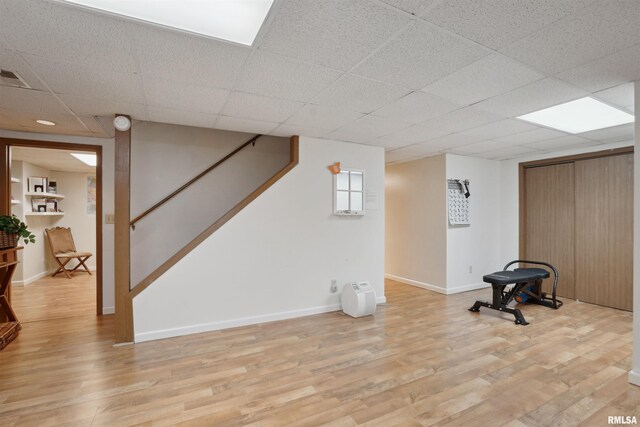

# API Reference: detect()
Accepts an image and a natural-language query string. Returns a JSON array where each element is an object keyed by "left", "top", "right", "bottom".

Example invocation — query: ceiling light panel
[
  {"left": 60, "top": 0, "right": 275, "bottom": 46},
  {"left": 70, "top": 152, "right": 97, "bottom": 166},
  {"left": 517, "top": 97, "right": 634, "bottom": 134}
]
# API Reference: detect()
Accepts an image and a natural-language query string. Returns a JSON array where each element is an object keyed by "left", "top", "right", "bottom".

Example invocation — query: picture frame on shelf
[
  {"left": 46, "top": 200, "right": 57, "bottom": 212},
  {"left": 28, "top": 176, "right": 48, "bottom": 193},
  {"left": 31, "top": 198, "right": 47, "bottom": 212},
  {"left": 47, "top": 181, "right": 57, "bottom": 194}
]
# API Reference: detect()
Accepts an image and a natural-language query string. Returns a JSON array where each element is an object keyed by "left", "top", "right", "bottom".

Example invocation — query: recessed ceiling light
[
  {"left": 60, "top": 0, "right": 275, "bottom": 46},
  {"left": 36, "top": 119, "right": 56, "bottom": 126},
  {"left": 517, "top": 97, "right": 634, "bottom": 134},
  {"left": 70, "top": 153, "right": 97, "bottom": 166}
]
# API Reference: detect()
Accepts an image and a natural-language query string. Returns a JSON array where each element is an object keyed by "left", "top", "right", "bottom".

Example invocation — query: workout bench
[{"left": 469, "top": 260, "right": 562, "bottom": 325}]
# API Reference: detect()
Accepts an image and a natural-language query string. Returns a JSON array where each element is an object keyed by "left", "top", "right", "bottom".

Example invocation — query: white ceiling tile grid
[
  {"left": 270, "top": 123, "right": 328, "bottom": 138},
  {"left": 499, "top": 1, "right": 640, "bottom": 75},
  {"left": 285, "top": 104, "right": 365, "bottom": 131},
  {"left": 494, "top": 127, "right": 569, "bottom": 145},
  {"left": 421, "top": 0, "right": 596, "bottom": 50},
  {"left": 448, "top": 140, "right": 512, "bottom": 155},
  {"left": 556, "top": 43, "right": 640, "bottom": 93},
  {"left": 59, "top": 95, "right": 149, "bottom": 122},
  {"left": 371, "top": 91, "right": 463, "bottom": 124},
  {"left": 147, "top": 106, "right": 219, "bottom": 130},
  {"left": 222, "top": 92, "right": 304, "bottom": 123},
  {"left": 422, "top": 54, "right": 545, "bottom": 106},
  {"left": 144, "top": 77, "right": 229, "bottom": 116},
  {"left": 416, "top": 132, "right": 484, "bottom": 151},
  {"left": 577, "top": 123, "right": 635, "bottom": 144},
  {"left": 522, "top": 135, "right": 595, "bottom": 150},
  {"left": 215, "top": 116, "right": 280, "bottom": 135},
  {"left": 259, "top": 0, "right": 411, "bottom": 71},
  {"left": 235, "top": 50, "right": 344, "bottom": 102},
  {"left": 0, "top": 48, "right": 48, "bottom": 91},
  {"left": 473, "top": 78, "right": 587, "bottom": 117},
  {"left": 419, "top": 106, "right": 505, "bottom": 136},
  {"left": 378, "top": 0, "right": 440, "bottom": 15},
  {"left": 477, "top": 145, "right": 545, "bottom": 160},
  {"left": 353, "top": 21, "right": 489, "bottom": 90},
  {"left": 460, "top": 118, "right": 538, "bottom": 140},
  {"left": 593, "top": 83, "right": 635, "bottom": 109},
  {"left": 312, "top": 74, "right": 411, "bottom": 114},
  {"left": 328, "top": 115, "right": 411, "bottom": 143}
]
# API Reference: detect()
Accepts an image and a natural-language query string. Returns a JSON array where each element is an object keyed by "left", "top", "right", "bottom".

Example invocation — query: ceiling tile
[
  {"left": 0, "top": 109, "right": 23, "bottom": 130},
  {"left": 449, "top": 140, "right": 512, "bottom": 155},
  {"left": 371, "top": 91, "right": 462, "bottom": 124},
  {"left": 216, "top": 116, "right": 279, "bottom": 135},
  {"left": 328, "top": 115, "right": 410, "bottom": 143},
  {"left": 285, "top": 104, "right": 364, "bottom": 131},
  {"left": 378, "top": 0, "right": 439, "bottom": 15},
  {"left": 59, "top": 95, "right": 148, "bottom": 121},
  {"left": 353, "top": 21, "right": 488, "bottom": 89},
  {"left": 460, "top": 119, "right": 539, "bottom": 140},
  {"left": 221, "top": 92, "right": 303, "bottom": 123},
  {"left": 422, "top": 54, "right": 544, "bottom": 105},
  {"left": 0, "top": 49, "right": 47, "bottom": 91},
  {"left": 24, "top": 54, "right": 145, "bottom": 104},
  {"left": 500, "top": 1, "right": 640, "bottom": 74},
  {"left": 593, "top": 83, "right": 635, "bottom": 109},
  {"left": 133, "top": 25, "right": 250, "bottom": 89},
  {"left": 523, "top": 135, "right": 597, "bottom": 151},
  {"left": 1, "top": 110, "right": 95, "bottom": 135},
  {"left": 144, "top": 77, "right": 229, "bottom": 115},
  {"left": 270, "top": 124, "right": 327, "bottom": 138},
  {"left": 385, "top": 144, "right": 441, "bottom": 163},
  {"left": 147, "top": 106, "right": 218, "bottom": 129},
  {"left": 477, "top": 145, "right": 544, "bottom": 160},
  {"left": 473, "top": 78, "right": 587, "bottom": 117},
  {"left": 259, "top": 0, "right": 410, "bottom": 71},
  {"left": 373, "top": 123, "right": 449, "bottom": 148},
  {"left": 418, "top": 133, "right": 484, "bottom": 150},
  {"left": 0, "top": 86, "right": 67, "bottom": 114},
  {"left": 235, "top": 50, "right": 343, "bottom": 102},
  {"left": 312, "top": 74, "right": 411, "bottom": 114},
  {"left": 419, "top": 106, "right": 505, "bottom": 135},
  {"left": 494, "top": 127, "right": 568, "bottom": 145},
  {"left": 577, "top": 123, "right": 635, "bottom": 143},
  {"left": 421, "top": 0, "right": 595, "bottom": 50},
  {"left": 0, "top": 0, "right": 138, "bottom": 72},
  {"left": 556, "top": 44, "right": 640, "bottom": 93}
]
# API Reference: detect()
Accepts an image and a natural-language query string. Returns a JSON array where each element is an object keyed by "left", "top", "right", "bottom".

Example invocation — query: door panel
[
  {"left": 524, "top": 163, "right": 575, "bottom": 299},
  {"left": 575, "top": 154, "right": 633, "bottom": 311}
]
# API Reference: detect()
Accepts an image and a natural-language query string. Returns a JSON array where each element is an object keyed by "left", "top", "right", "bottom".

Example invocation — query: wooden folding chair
[{"left": 44, "top": 227, "right": 93, "bottom": 279}]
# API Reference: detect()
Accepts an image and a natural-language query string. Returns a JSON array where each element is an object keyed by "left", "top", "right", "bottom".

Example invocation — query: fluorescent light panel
[
  {"left": 61, "top": 0, "right": 274, "bottom": 46},
  {"left": 70, "top": 153, "right": 97, "bottom": 166},
  {"left": 517, "top": 97, "right": 634, "bottom": 134}
]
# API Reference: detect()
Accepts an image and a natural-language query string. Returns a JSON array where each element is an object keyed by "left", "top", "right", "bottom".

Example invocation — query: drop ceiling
[
  {"left": 11, "top": 146, "right": 96, "bottom": 173},
  {"left": 0, "top": 0, "right": 637, "bottom": 163}
]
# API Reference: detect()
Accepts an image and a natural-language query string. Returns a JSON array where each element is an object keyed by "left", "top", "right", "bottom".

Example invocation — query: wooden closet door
[
  {"left": 524, "top": 163, "right": 575, "bottom": 299},
  {"left": 575, "top": 154, "right": 633, "bottom": 311}
]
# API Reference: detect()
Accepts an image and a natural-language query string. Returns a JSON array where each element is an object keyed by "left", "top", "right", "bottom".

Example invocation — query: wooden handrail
[{"left": 130, "top": 134, "right": 261, "bottom": 228}]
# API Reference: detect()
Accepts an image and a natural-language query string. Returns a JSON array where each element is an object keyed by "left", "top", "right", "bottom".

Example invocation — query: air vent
[{"left": 0, "top": 69, "right": 31, "bottom": 89}]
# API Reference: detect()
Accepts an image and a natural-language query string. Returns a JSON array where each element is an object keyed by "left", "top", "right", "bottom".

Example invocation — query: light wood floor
[
  {"left": 10, "top": 273, "right": 96, "bottom": 323},
  {"left": 1, "top": 279, "right": 638, "bottom": 426}
]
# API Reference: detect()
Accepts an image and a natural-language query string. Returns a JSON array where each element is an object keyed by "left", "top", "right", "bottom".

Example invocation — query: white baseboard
[
  {"left": 385, "top": 274, "right": 489, "bottom": 295},
  {"left": 629, "top": 370, "right": 640, "bottom": 386},
  {"left": 136, "top": 296, "right": 388, "bottom": 343},
  {"left": 102, "top": 306, "right": 115, "bottom": 315},
  {"left": 12, "top": 270, "right": 54, "bottom": 286}
]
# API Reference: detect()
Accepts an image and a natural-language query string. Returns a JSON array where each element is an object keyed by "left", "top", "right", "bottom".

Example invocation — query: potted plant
[{"left": 0, "top": 215, "right": 36, "bottom": 248}]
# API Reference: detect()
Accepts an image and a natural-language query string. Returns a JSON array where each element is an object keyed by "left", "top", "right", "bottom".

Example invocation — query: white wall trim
[
  {"left": 385, "top": 273, "right": 447, "bottom": 294},
  {"left": 12, "top": 269, "right": 55, "bottom": 286},
  {"left": 629, "top": 370, "right": 640, "bottom": 387},
  {"left": 102, "top": 306, "right": 115, "bottom": 315},
  {"left": 386, "top": 273, "right": 489, "bottom": 295},
  {"left": 135, "top": 296, "right": 387, "bottom": 343}
]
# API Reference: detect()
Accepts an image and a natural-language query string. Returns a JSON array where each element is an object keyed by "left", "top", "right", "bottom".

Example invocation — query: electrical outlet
[
  {"left": 468, "top": 265, "right": 473, "bottom": 273},
  {"left": 330, "top": 279, "right": 338, "bottom": 293},
  {"left": 105, "top": 214, "right": 115, "bottom": 224}
]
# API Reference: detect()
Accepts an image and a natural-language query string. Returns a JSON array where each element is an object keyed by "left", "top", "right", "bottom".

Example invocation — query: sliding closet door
[
  {"left": 524, "top": 163, "right": 575, "bottom": 299},
  {"left": 575, "top": 154, "right": 633, "bottom": 311}
]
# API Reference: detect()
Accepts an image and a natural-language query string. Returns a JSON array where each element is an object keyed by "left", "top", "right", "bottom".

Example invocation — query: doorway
[{"left": 1, "top": 138, "right": 102, "bottom": 323}]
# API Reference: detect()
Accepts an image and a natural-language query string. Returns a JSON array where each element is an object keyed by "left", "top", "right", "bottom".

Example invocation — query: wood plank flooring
[
  {"left": 0, "top": 279, "right": 638, "bottom": 426},
  {"left": 10, "top": 274, "right": 96, "bottom": 323}
]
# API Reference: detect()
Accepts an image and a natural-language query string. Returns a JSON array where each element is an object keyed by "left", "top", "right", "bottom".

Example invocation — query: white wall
[
  {"left": 498, "top": 140, "right": 634, "bottom": 262},
  {"left": 630, "top": 81, "right": 640, "bottom": 387},
  {"left": 52, "top": 171, "right": 97, "bottom": 270},
  {"left": 0, "top": 129, "right": 115, "bottom": 314},
  {"left": 133, "top": 136, "right": 385, "bottom": 342},
  {"left": 446, "top": 154, "right": 500, "bottom": 292},
  {"left": 385, "top": 155, "right": 447, "bottom": 289},
  {"left": 129, "top": 122, "right": 290, "bottom": 287}
]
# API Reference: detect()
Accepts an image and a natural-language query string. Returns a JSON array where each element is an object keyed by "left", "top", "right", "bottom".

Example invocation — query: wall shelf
[
  {"left": 11, "top": 200, "right": 19, "bottom": 205},
  {"left": 25, "top": 212, "right": 64, "bottom": 216},
  {"left": 25, "top": 192, "right": 65, "bottom": 199},
  {"left": 11, "top": 177, "right": 20, "bottom": 183}
]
